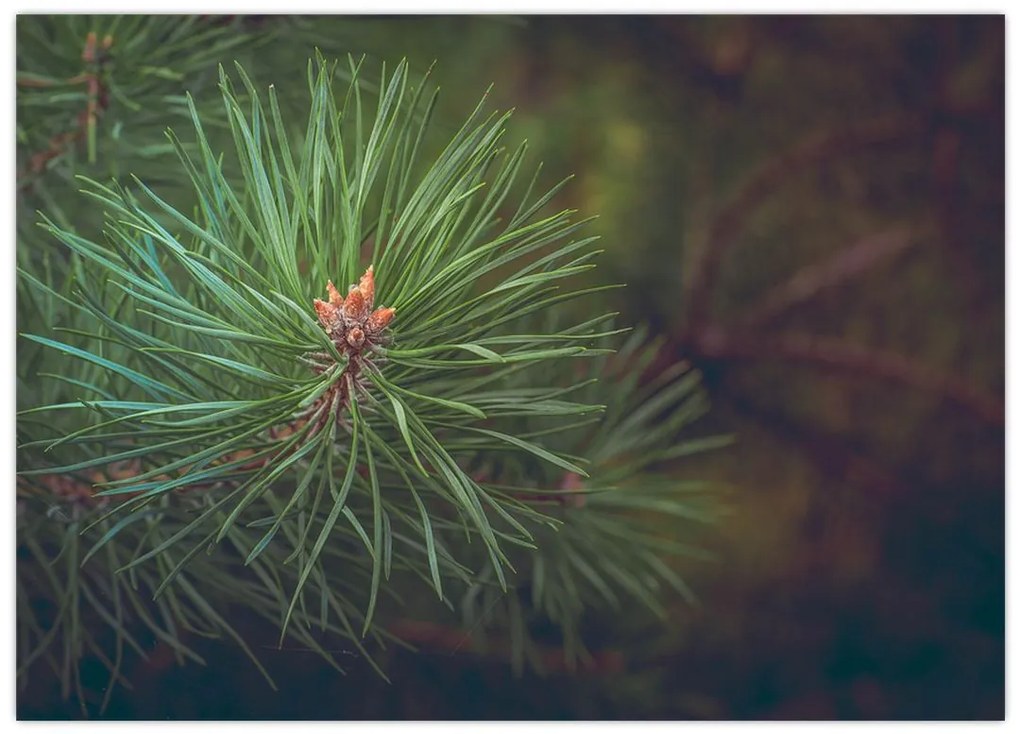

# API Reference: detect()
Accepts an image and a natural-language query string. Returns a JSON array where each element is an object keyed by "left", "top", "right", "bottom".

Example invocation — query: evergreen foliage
[{"left": 16, "top": 15, "right": 728, "bottom": 715}]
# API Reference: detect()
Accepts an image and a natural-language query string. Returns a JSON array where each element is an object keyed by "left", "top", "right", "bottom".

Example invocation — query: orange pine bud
[
  {"left": 346, "top": 326, "right": 366, "bottom": 349},
  {"left": 366, "top": 306, "right": 395, "bottom": 333},
  {"left": 326, "top": 280, "right": 344, "bottom": 307},
  {"left": 313, "top": 298, "right": 339, "bottom": 332},
  {"left": 343, "top": 288, "right": 368, "bottom": 322},
  {"left": 357, "top": 265, "right": 375, "bottom": 306}
]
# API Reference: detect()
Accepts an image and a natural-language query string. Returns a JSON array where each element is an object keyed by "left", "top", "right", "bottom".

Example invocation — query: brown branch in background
[
  {"left": 21, "top": 129, "right": 84, "bottom": 187},
  {"left": 736, "top": 226, "right": 920, "bottom": 331},
  {"left": 17, "top": 32, "right": 112, "bottom": 191},
  {"left": 16, "top": 75, "right": 70, "bottom": 88},
  {"left": 726, "top": 392, "right": 910, "bottom": 499},
  {"left": 692, "top": 328, "right": 1004, "bottom": 426},
  {"left": 388, "top": 618, "right": 625, "bottom": 675},
  {"left": 683, "top": 114, "right": 925, "bottom": 333}
]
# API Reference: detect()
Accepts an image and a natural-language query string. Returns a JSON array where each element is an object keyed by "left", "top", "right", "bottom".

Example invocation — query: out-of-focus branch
[
  {"left": 736, "top": 226, "right": 920, "bottom": 330},
  {"left": 388, "top": 618, "right": 625, "bottom": 675},
  {"left": 683, "top": 114, "right": 925, "bottom": 333},
  {"left": 17, "top": 32, "right": 112, "bottom": 191},
  {"left": 726, "top": 391, "right": 909, "bottom": 498},
  {"left": 691, "top": 328, "right": 1004, "bottom": 426}
]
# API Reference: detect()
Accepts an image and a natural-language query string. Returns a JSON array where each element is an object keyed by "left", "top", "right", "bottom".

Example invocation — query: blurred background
[{"left": 18, "top": 15, "right": 1004, "bottom": 720}]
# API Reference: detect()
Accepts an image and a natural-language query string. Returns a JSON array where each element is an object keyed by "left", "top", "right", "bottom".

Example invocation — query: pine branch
[
  {"left": 19, "top": 53, "right": 614, "bottom": 655},
  {"left": 389, "top": 618, "right": 626, "bottom": 674},
  {"left": 735, "top": 225, "right": 921, "bottom": 330},
  {"left": 17, "top": 34, "right": 728, "bottom": 704},
  {"left": 691, "top": 327, "right": 1004, "bottom": 426},
  {"left": 17, "top": 31, "right": 112, "bottom": 189},
  {"left": 683, "top": 114, "right": 924, "bottom": 332}
]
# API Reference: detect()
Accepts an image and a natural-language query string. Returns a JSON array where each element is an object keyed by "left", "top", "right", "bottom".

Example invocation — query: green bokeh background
[{"left": 18, "top": 15, "right": 1004, "bottom": 720}]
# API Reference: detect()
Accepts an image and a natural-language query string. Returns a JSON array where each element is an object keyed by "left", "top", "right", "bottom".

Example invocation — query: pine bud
[
  {"left": 326, "top": 279, "right": 344, "bottom": 307},
  {"left": 343, "top": 288, "right": 368, "bottom": 322},
  {"left": 357, "top": 265, "right": 376, "bottom": 307},
  {"left": 313, "top": 298, "right": 339, "bottom": 333},
  {"left": 346, "top": 326, "right": 366, "bottom": 348},
  {"left": 366, "top": 306, "right": 395, "bottom": 334}
]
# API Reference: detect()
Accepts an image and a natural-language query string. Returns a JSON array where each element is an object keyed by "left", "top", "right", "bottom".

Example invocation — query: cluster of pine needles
[{"left": 16, "top": 15, "right": 729, "bottom": 715}]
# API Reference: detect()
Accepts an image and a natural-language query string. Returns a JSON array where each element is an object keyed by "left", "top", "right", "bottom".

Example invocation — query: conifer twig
[
  {"left": 736, "top": 226, "right": 920, "bottom": 330},
  {"left": 684, "top": 114, "right": 924, "bottom": 332},
  {"left": 388, "top": 618, "right": 625, "bottom": 674},
  {"left": 691, "top": 328, "right": 1004, "bottom": 426},
  {"left": 18, "top": 31, "right": 112, "bottom": 190}
]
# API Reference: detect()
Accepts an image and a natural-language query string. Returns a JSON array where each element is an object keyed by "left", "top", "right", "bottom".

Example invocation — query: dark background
[{"left": 17, "top": 15, "right": 1005, "bottom": 720}]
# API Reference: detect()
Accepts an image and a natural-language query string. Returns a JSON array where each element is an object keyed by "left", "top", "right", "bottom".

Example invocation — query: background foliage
[{"left": 16, "top": 15, "right": 1003, "bottom": 720}]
